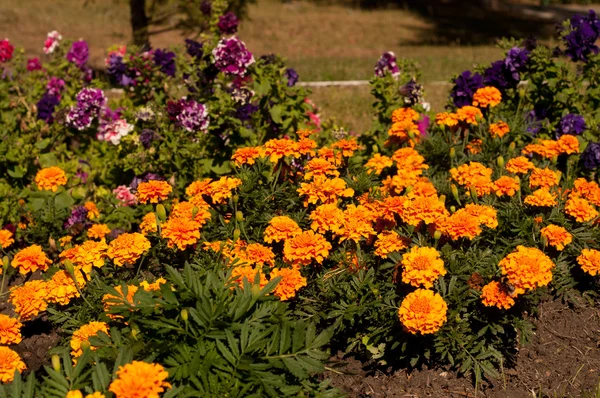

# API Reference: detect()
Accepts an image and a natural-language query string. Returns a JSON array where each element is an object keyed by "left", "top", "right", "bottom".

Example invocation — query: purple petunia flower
[
  {"left": 562, "top": 10, "right": 600, "bottom": 62},
  {"left": 200, "top": 0, "right": 212, "bottom": 15},
  {"left": 27, "top": 57, "right": 42, "bottom": 71},
  {"left": 66, "top": 40, "right": 89, "bottom": 67},
  {"left": 504, "top": 47, "right": 529, "bottom": 81},
  {"left": 36, "top": 93, "right": 60, "bottom": 122},
  {"left": 154, "top": 49, "right": 176, "bottom": 76},
  {"left": 212, "top": 37, "right": 255, "bottom": 76},
  {"left": 66, "top": 88, "right": 107, "bottom": 130},
  {"left": 64, "top": 206, "right": 89, "bottom": 229},
  {"left": 525, "top": 106, "right": 548, "bottom": 135},
  {"left": 284, "top": 68, "right": 299, "bottom": 87},
  {"left": 176, "top": 99, "right": 210, "bottom": 133},
  {"left": 107, "top": 54, "right": 134, "bottom": 86},
  {"left": 235, "top": 103, "right": 259, "bottom": 121},
  {"left": 218, "top": 12, "right": 239, "bottom": 35},
  {"left": 582, "top": 142, "right": 600, "bottom": 169},
  {"left": 374, "top": 51, "right": 400, "bottom": 78},
  {"left": 556, "top": 114, "right": 586, "bottom": 138},
  {"left": 399, "top": 78, "right": 424, "bottom": 106},
  {"left": 450, "top": 70, "right": 484, "bottom": 108},
  {"left": 185, "top": 39, "right": 204, "bottom": 58},
  {"left": 484, "top": 60, "right": 515, "bottom": 91},
  {"left": 47, "top": 77, "right": 65, "bottom": 98},
  {"left": 140, "top": 129, "right": 155, "bottom": 148}
]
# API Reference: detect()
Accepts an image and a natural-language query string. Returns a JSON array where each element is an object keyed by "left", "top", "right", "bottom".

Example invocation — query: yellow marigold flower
[
  {"left": 185, "top": 178, "right": 212, "bottom": 198},
  {"left": 297, "top": 129, "right": 316, "bottom": 139},
  {"left": 9, "top": 280, "right": 48, "bottom": 321},
  {"left": 435, "top": 112, "right": 459, "bottom": 127},
  {"left": 309, "top": 204, "right": 345, "bottom": 234},
  {"left": 103, "top": 285, "right": 138, "bottom": 321},
  {"left": 450, "top": 162, "right": 494, "bottom": 196},
  {"left": 171, "top": 201, "right": 211, "bottom": 226},
  {"left": 271, "top": 267, "right": 307, "bottom": 300},
  {"left": 0, "top": 347, "right": 26, "bottom": 383},
  {"left": 466, "top": 139, "right": 482, "bottom": 155},
  {"left": 401, "top": 246, "right": 447, "bottom": 288},
  {"left": 472, "top": 86, "right": 502, "bottom": 108},
  {"left": 264, "top": 216, "right": 302, "bottom": 243},
  {"left": 140, "top": 212, "right": 159, "bottom": 235},
  {"left": 231, "top": 266, "right": 267, "bottom": 289},
  {"left": 388, "top": 120, "right": 419, "bottom": 141},
  {"left": 88, "top": 224, "right": 111, "bottom": 240},
  {"left": 529, "top": 167, "right": 560, "bottom": 189},
  {"left": 66, "top": 391, "right": 82, "bottom": 398},
  {"left": 489, "top": 121, "right": 510, "bottom": 138},
  {"left": 35, "top": 166, "right": 67, "bottom": 192},
  {"left": 524, "top": 188, "right": 557, "bottom": 207},
  {"left": 0, "top": 230, "right": 14, "bottom": 249},
  {"left": 0, "top": 315, "right": 22, "bottom": 345},
  {"left": 297, "top": 138, "right": 318, "bottom": 156},
  {"left": 283, "top": 230, "right": 331, "bottom": 267},
  {"left": 374, "top": 230, "right": 409, "bottom": 258},
  {"left": 391, "top": 147, "right": 429, "bottom": 173},
  {"left": 365, "top": 154, "right": 393, "bottom": 175},
  {"left": 494, "top": 176, "right": 520, "bottom": 197},
  {"left": 439, "top": 209, "right": 482, "bottom": 240},
  {"left": 264, "top": 138, "right": 298, "bottom": 163},
  {"left": 572, "top": 178, "right": 600, "bottom": 206},
  {"left": 12, "top": 244, "right": 52, "bottom": 275},
  {"left": 317, "top": 146, "right": 343, "bottom": 166},
  {"left": 107, "top": 233, "right": 151, "bottom": 266},
  {"left": 140, "top": 277, "right": 167, "bottom": 292},
  {"left": 556, "top": 134, "right": 579, "bottom": 155},
  {"left": 331, "top": 138, "right": 360, "bottom": 157},
  {"left": 162, "top": 217, "right": 201, "bottom": 250},
  {"left": 336, "top": 204, "right": 376, "bottom": 243},
  {"left": 109, "top": 361, "right": 171, "bottom": 398},
  {"left": 505, "top": 156, "right": 535, "bottom": 174},
  {"left": 463, "top": 203, "right": 498, "bottom": 229},
  {"left": 522, "top": 140, "right": 559, "bottom": 159},
  {"left": 70, "top": 321, "right": 109, "bottom": 358},
  {"left": 400, "top": 195, "right": 448, "bottom": 227},
  {"left": 577, "top": 249, "right": 600, "bottom": 276},
  {"left": 46, "top": 269, "right": 86, "bottom": 306},
  {"left": 456, "top": 105, "right": 483, "bottom": 125},
  {"left": 398, "top": 289, "right": 447, "bottom": 335},
  {"left": 61, "top": 240, "right": 108, "bottom": 274},
  {"left": 136, "top": 180, "right": 172, "bottom": 204},
  {"left": 59, "top": 236, "right": 72, "bottom": 247},
  {"left": 304, "top": 158, "right": 339, "bottom": 180},
  {"left": 565, "top": 196, "right": 598, "bottom": 222},
  {"left": 84, "top": 202, "right": 100, "bottom": 220},
  {"left": 210, "top": 177, "right": 242, "bottom": 204},
  {"left": 392, "top": 107, "right": 420, "bottom": 123},
  {"left": 540, "top": 224, "right": 572, "bottom": 251},
  {"left": 231, "top": 146, "right": 263, "bottom": 166},
  {"left": 382, "top": 171, "right": 422, "bottom": 195},
  {"left": 499, "top": 246, "right": 554, "bottom": 294},
  {"left": 481, "top": 281, "right": 515, "bottom": 309},
  {"left": 297, "top": 176, "right": 354, "bottom": 207},
  {"left": 86, "top": 392, "right": 105, "bottom": 398}
]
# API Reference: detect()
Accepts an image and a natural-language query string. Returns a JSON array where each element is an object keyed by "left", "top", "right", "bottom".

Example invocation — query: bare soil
[{"left": 327, "top": 299, "right": 600, "bottom": 397}]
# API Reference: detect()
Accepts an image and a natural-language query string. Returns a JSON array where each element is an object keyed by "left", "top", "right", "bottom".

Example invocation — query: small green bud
[
  {"left": 497, "top": 156, "right": 505, "bottom": 168},
  {"left": 556, "top": 171, "right": 562, "bottom": 184},
  {"left": 181, "top": 309, "right": 189, "bottom": 322},
  {"left": 372, "top": 145, "right": 379, "bottom": 153},
  {"left": 156, "top": 204, "right": 167, "bottom": 222},
  {"left": 449, "top": 147, "right": 456, "bottom": 159},
  {"left": 451, "top": 184, "right": 460, "bottom": 202},
  {"left": 551, "top": 155, "right": 558, "bottom": 165},
  {"left": 434, "top": 230, "right": 442, "bottom": 240},
  {"left": 130, "top": 324, "right": 140, "bottom": 340},
  {"left": 404, "top": 185, "right": 413, "bottom": 194},
  {"left": 235, "top": 211, "right": 244, "bottom": 222},
  {"left": 508, "top": 142, "right": 516, "bottom": 152},
  {"left": 51, "top": 355, "right": 61, "bottom": 372},
  {"left": 233, "top": 228, "right": 241, "bottom": 241},
  {"left": 191, "top": 206, "right": 199, "bottom": 220},
  {"left": 80, "top": 340, "right": 91, "bottom": 352},
  {"left": 232, "top": 195, "right": 239, "bottom": 205},
  {"left": 540, "top": 234, "right": 548, "bottom": 247},
  {"left": 470, "top": 186, "right": 478, "bottom": 201},
  {"left": 438, "top": 195, "right": 446, "bottom": 204},
  {"left": 2, "top": 256, "right": 9, "bottom": 270},
  {"left": 450, "top": 206, "right": 456, "bottom": 213},
  {"left": 64, "top": 260, "right": 75, "bottom": 275}
]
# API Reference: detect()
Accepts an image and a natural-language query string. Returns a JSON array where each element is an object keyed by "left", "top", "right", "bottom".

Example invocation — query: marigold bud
[
  {"left": 438, "top": 195, "right": 446, "bottom": 204},
  {"left": 64, "top": 260, "right": 75, "bottom": 275},
  {"left": 540, "top": 234, "right": 548, "bottom": 248},
  {"left": 156, "top": 204, "right": 167, "bottom": 222},
  {"left": 551, "top": 155, "right": 558, "bottom": 165},
  {"left": 236, "top": 211, "right": 244, "bottom": 222},
  {"left": 80, "top": 340, "right": 91, "bottom": 352},
  {"left": 233, "top": 228, "right": 241, "bottom": 241},
  {"left": 232, "top": 195, "right": 239, "bottom": 205},
  {"left": 451, "top": 184, "right": 459, "bottom": 202},
  {"left": 191, "top": 206, "right": 199, "bottom": 220},
  {"left": 48, "top": 236, "right": 56, "bottom": 251},
  {"left": 450, "top": 206, "right": 456, "bottom": 213},
  {"left": 508, "top": 142, "right": 516, "bottom": 152},
  {"left": 449, "top": 147, "right": 456, "bottom": 159},
  {"left": 404, "top": 185, "right": 413, "bottom": 194},
  {"left": 434, "top": 230, "right": 442, "bottom": 240},
  {"left": 372, "top": 145, "right": 379, "bottom": 153},
  {"left": 470, "top": 186, "right": 478, "bottom": 201},
  {"left": 130, "top": 324, "right": 140, "bottom": 340},
  {"left": 3, "top": 256, "right": 9, "bottom": 270},
  {"left": 497, "top": 156, "right": 505, "bottom": 168},
  {"left": 181, "top": 309, "right": 188, "bottom": 322},
  {"left": 51, "top": 355, "right": 61, "bottom": 372}
]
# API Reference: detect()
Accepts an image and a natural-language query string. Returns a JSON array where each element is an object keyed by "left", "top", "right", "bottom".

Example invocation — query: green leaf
[
  {"left": 39, "top": 153, "right": 59, "bottom": 168},
  {"left": 269, "top": 105, "right": 283, "bottom": 124},
  {"left": 54, "top": 191, "right": 75, "bottom": 211}
]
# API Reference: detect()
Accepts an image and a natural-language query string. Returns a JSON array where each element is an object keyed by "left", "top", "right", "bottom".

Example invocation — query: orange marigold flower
[
  {"left": 435, "top": 112, "right": 459, "bottom": 127},
  {"left": 109, "top": 361, "right": 171, "bottom": 398},
  {"left": 35, "top": 166, "right": 67, "bottom": 192},
  {"left": 472, "top": 86, "right": 502, "bottom": 108},
  {"left": 297, "top": 138, "right": 318, "bottom": 156},
  {"left": 494, "top": 176, "right": 520, "bottom": 197},
  {"left": 466, "top": 139, "right": 483, "bottom": 155},
  {"left": 317, "top": 146, "right": 343, "bottom": 166},
  {"left": 171, "top": 201, "right": 211, "bottom": 226},
  {"left": 524, "top": 188, "right": 557, "bottom": 207},
  {"left": 401, "top": 246, "right": 447, "bottom": 288},
  {"left": 0, "top": 347, "right": 26, "bottom": 383},
  {"left": 388, "top": 120, "right": 419, "bottom": 141},
  {"left": 210, "top": 177, "right": 242, "bottom": 204},
  {"left": 481, "top": 281, "right": 515, "bottom": 309},
  {"left": 231, "top": 266, "right": 268, "bottom": 289},
  {"left": 529, "top": 167, "right": 560, "bottom": 189},
  {"left": 456, "top": 105, "right": 483, "bottom": 125},
  {"left": 140, "top": 277, "right": 167, "bottom": 292},
  {"left": 564, "top": 196, "right": 598, "bottom": 222},
  {"left": 556, "top": 134, "right": 579, "bottom": 155},
  {"left": 505, "top": 156, "right": 535, "bottom": 174},
  {"left": 271, "top": 267, "right": 307, "bottom": 301},
  {"left": 264, "top": 216, "right": 302, "bottom": 243},
  {"left": 107, "top": 233, "right": 151, "bottom": 266},
  {"left": 12, "top": 244, "right": 52, "bottom": 275},
  {"left": 70, "top": 321, "right": 109, "bottom": 358},
  {"left": 84, "top": 202, "right": 100, "bottom": 220},
  {"left": 392, "top": 147, "right": 429, "bottom": 173},
  {"left": 0, "top": 315, "right": 22, "bottom": 345},
  {"left": 463, "top": 203, "right": 498, "bottom": 229},
  {"left": 140, "top": 212, "right": 159, "bottom": 235},
  {"left": 392, "top": 107, "right": 420, "bottom": 123},
  {"left": 336, "top": 204, "right": 376, "bottom": 243},
  {"left": 185, "top": 178, "right": 212, "bottom": 197},
  {"left": 304, "top": 158, "right": 339, "bottom": 180},
  {"left": 400, "top": 195, "right": 448, "bottom": 226},
  {"left": 103, "top": 285, "right": 138, "bottom": 320},
  {"left": 540, "top": 224, "right": 572, "bottom": 251},
  {"left": 297, "top": 176, "right": 354, "bottom": 207},
  {"left": 66, "top": 392, "right": 82, "bottom": 398},
  {"left": 86, "top": 392, "right": 105, "bottom": 398},
  {"left": 297, "top": 129, "right": 316, "bottom": 139},
  {"left": 0, "top": 230, "right": 14, "bottom": 249},
  {"left": 365, "top": 154, "right": 393, "bottom": 175},
  {"left": 264, "top": 138, "right": 298, "bottom": 163},
  {"left": 571, "top": 178, "right": 600, "bottom": 206},
  {"left": 450, "top": 162, "right": 494, "bottom": 196},
  {"left": 382, "top": 171, "right": 422, "bottom": 195},
  {"left": 577, "top": 249, "right": 600, "bottom": 276},
  {"left": 88, "top": 224, "right": 111, "bottom": 240},
  {"left": 283, "top": 230, "right": 332, "bottom": 267},
  {"left": 309, "top": 203, "right": 345, "bottom": 234},
  {"left": 398, "top": 289, "right": 447, "bottom": 335},
  {"left": 59, "top": 236, "right": 73, "bottom": 247},
  {"left": 237, "top": 243, "right": 276, "bottom": 266},
  {"left": 374, "top": 230, "right": 408, "bottom": 258},
  {"left": 62, "top": 240, "right": 108, "bottom": 274},
  {"left": 162, "top": 217, "right": 201, "bottom": 250},
  {"left": 499, "top": 246, "right": 554, "bottom": 294},
  {"left": 331, "top": 138, "right": 360, "bottom": 157},
  {"left": 439, "top": 209, "right": 482, "bottom": 240},
  {"left": 9, "top": 280, "right": 48, "bottom": 321},
  {"left": 522, "top": 140, "right": 559, "bottom": 159},
  {"left": 489, "top": 121, "right": 510, "bottom": 138},
  {"left": 232, "top": 146, "right": 263, "bottom": 166},
  {"left": 46, "top": 269, "right": 86, "bottom": 306},
  {"left": 136, "top": 180, "right": 172, "bottom": 204},
  {"left": 406, "top": 180, "right": 439, "bottom": 199}
]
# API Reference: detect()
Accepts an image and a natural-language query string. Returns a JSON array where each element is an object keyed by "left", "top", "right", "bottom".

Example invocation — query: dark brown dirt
[{"left": 327, "top": 299, "right": 600, "bottom": 397}]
